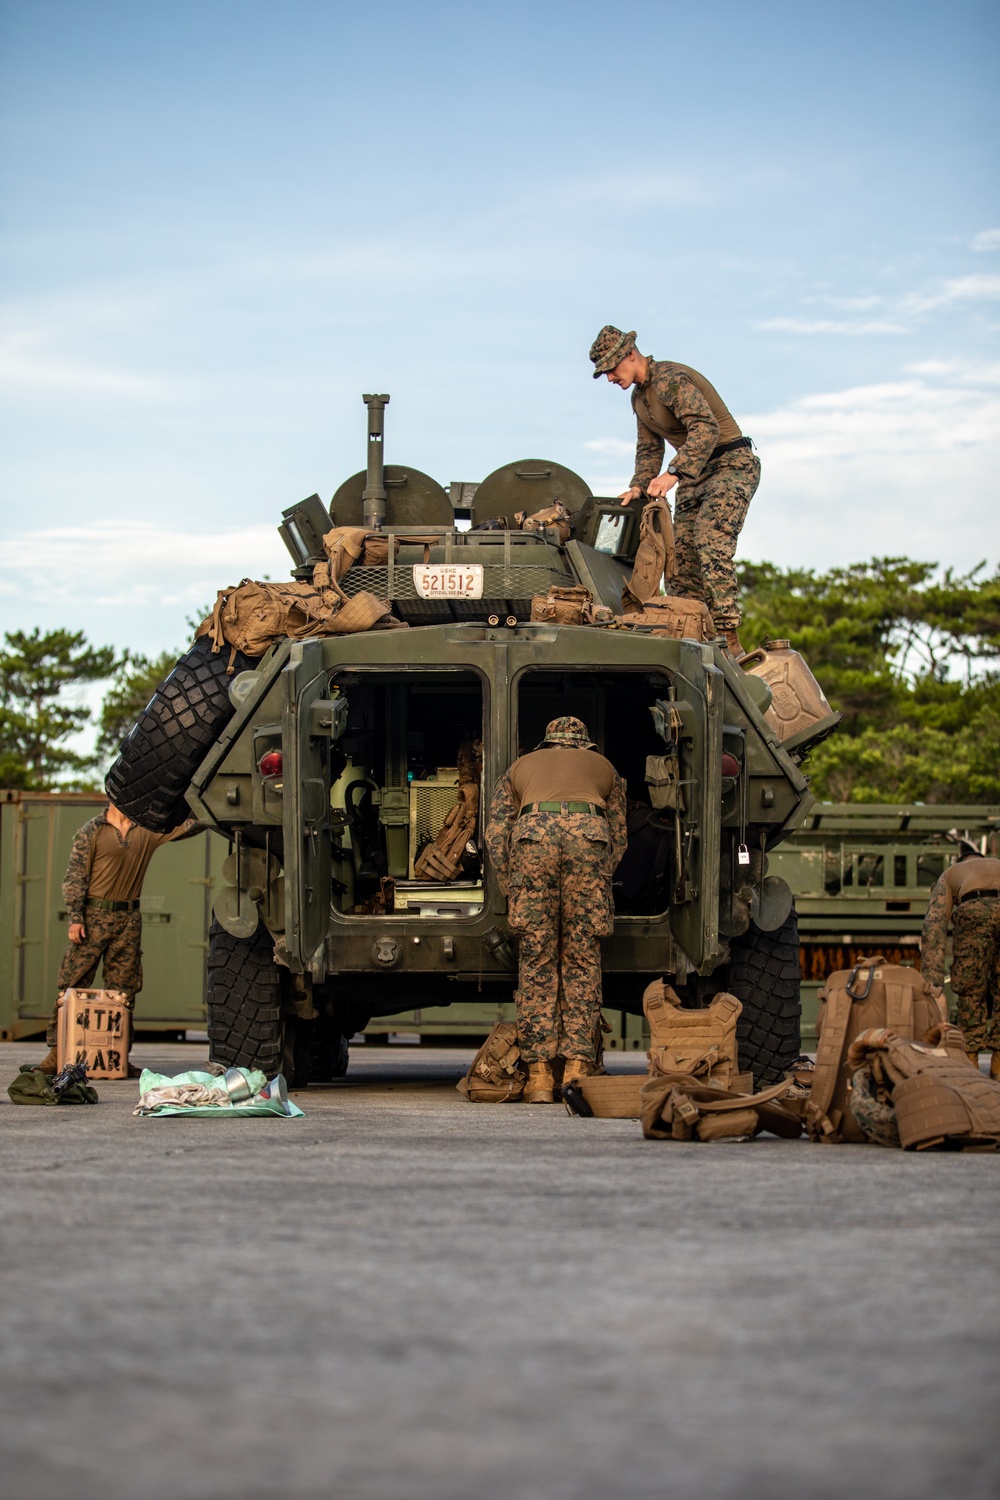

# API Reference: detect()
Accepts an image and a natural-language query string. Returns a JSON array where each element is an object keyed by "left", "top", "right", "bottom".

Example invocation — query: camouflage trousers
[
  {"left": 951, "top": 899, "right": 1000, "bottom": 1053},
  {"left": 669, "top": 448, "right": 760, "bottom": 632},
  {"left": 45, "top": 908, "right": 142, "bottom": 1048},
  {"left": 506, "top": 812, "right": 614, "bottom": 1063}
]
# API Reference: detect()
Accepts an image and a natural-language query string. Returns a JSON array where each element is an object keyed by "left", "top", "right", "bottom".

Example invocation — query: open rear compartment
[
  {"left": 329, "top": 668, "right": 486, "bottom": 918},
  {"left": 516, "top": 666, "right": 675, "bottom": 919}
]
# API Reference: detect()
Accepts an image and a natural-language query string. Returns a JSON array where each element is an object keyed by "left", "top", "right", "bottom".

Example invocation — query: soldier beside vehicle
[
  {"left": 486, "top": 716, "right": 627, "bottom": 1103},
  {"left": 921, "top": 835, "right": 1000, "bottom": 1078},
  {"left": 37, "top": 802, "right": 203, "bottom": 1076}
]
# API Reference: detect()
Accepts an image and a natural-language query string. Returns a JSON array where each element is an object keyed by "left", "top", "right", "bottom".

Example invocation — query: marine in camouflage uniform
[
  {"left": 921, "top": 847, "right": 1000, "bottom": 1069},
  {"left": 40, "top": 806, "right": 202, "bottom": 1067},
  {"left": 486, "top": 718, "right": 627, "bottom": 1093},
  {"left": 589, "top": 324, "right": 760, "bottom": 652}
]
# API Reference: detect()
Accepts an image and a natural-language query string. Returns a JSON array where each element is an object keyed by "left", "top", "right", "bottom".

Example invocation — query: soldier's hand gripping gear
[
  {"left": 921, "top": 838, "right": 1000, "bottom": 1079},
  {"left": 589, "top": 324, "right": 759, "bottom": 656},
  {"left": 485, "top": 716, "right": 627, "bottom": 1103},
  {"left": 36, "top": 804, "right": 202, "bottom": 1076}
]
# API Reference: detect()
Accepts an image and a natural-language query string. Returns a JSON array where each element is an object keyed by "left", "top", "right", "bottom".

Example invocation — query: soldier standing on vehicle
[
  {"left": 486, "top": 717, "right": 627, "bottom": 1103},
  {"left": 36, "top": 803, "right": 203, "bottom": 1076},
  {"left": 921, "top": 834, "right": 1000, "bottom": 1077},
  {"left": 589, "top": 324, "right": 759, "bottom": 657}
]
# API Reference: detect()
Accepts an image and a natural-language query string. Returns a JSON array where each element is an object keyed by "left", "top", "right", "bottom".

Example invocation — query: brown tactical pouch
[
  {"left": 643, "top": 982, "right": 742, "bottom": 1090},
  {"left": 847, "top": 1027, "right": 1000, "bottom": 1151},
  {"left": 456, "top": 1022, "right": 526, "bottom": 1102},
  {"left": 618, "top": 597, "right": 716, "bottom": 643},
  {"left": 529, "top": 584, "right": 595, "bottom": 625},
  {"left": 806, "top": 959, "right": 948, "bottom": 1143}
]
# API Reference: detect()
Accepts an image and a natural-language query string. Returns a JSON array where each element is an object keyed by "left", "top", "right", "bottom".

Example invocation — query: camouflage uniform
[
  {"left": 588, "top": 325, "right": 759, "bottom": 633},
  {"left": 486, "top": 719, "right": 627, "bottom": 1063},
  {"left": 46, "top": 911, "right": 143, "bottom": 1047},
  {"left": 44, "top": 811, "right": 199, "bottom": 1050},
  {"left": 922, "top": 875, "right": 1000, "bottom": 1054}
]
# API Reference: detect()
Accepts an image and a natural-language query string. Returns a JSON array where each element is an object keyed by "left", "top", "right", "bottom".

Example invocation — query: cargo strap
[
  {"left": 807, "top": 977, "right": 862, "bottom": 1140},
  {"left": 518, "top": 801, "right": 605, "bottom": 817},
  {"left": 85, "top": 898, "right": 141, "bottom": 913}
]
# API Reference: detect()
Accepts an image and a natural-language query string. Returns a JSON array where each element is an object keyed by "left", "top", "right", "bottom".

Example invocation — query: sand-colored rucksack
[{"left": 806, "top": 958, "right": 946, "bottom": 1143}]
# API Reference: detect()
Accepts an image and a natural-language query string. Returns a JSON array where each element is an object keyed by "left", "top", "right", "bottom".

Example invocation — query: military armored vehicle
[{"left": 106, "top": 395, "right": 837, "bottom": 1087}]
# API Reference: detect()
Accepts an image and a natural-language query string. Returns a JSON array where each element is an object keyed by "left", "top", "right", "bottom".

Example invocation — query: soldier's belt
[
  {"left": 85, "top": 897, "right": 141, "bottom": 913},
  {"left": 708, "top": 436, "right": 752, "bottom": 463},
  {"left": 518, "top": 801, "right": 605, "bottom": 817},
  {"left": 958, "top": 889, "right": 1000, "bottom": 904}
]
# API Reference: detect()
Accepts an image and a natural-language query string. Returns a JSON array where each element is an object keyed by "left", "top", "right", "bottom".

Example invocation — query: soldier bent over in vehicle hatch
[
  {"left": 590, "top": 324, "right": 760, "bottom": 657},
  {"left": 921, "top": 833, "right": 1000, "bottom": 1079},
  {"left": 36, "top": 802, "right": 203, "bottom": 1076},
  {"left": 486, "top": 717, "right": 627, "bottom": 1103}
]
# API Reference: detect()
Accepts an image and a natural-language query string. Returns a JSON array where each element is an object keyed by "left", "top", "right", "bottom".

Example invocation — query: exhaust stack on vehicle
[{"left": 361, "top": 393, "right": 390, "bottom": 531}]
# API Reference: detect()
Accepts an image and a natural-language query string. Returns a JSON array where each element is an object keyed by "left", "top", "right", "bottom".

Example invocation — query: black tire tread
[
  {"left": 206, "top": 920, "right": 288, "bottom": 1079},
  {"left": 727, "top": 910, "right": 802, "bottom": 1084},
  {"left": 105, "top": 638, "right": 258, "bottom": 831}
]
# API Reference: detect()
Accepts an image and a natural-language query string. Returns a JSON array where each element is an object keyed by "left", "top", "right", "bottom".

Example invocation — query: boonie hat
[
  {"left": 589, "top": 324, "right": 637, "bottom": 377},
  {"left": 540, "top": 715, "right": 597, "bottom": 749}
]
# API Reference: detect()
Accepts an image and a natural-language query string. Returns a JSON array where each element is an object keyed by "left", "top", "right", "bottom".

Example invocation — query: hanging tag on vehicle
[{"left": 737, "top": 843, "right": 751, "bottom": 866}]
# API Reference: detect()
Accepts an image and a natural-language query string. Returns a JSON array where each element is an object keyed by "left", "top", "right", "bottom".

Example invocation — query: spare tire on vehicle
[{"left": 105, "top": 637, "right": 259, "bottom": 831}]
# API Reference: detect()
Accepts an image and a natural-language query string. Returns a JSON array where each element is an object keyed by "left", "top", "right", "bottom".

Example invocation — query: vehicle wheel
[
  {"left": 105, "top": 637, "right": 259, "bottom": 832},
  {"left": 206, "top": 920, "right": 305, "bottom": 1086},
  {"left": 726, "top": 909, "right": 802, "bottom": 1084}
]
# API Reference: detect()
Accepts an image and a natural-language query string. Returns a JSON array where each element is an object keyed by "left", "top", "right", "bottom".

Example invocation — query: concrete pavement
[{"left": 1, "top": 1038, "right": 998, "bottom": 1500}]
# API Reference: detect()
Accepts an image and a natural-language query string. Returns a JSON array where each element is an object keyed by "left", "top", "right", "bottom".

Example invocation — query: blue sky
[{"left": 1, "top": 0, "right": 998, "bottom": 670}]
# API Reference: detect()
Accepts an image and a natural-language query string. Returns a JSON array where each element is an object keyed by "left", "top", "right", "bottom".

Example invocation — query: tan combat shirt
[
  {"left": 508, "top": 747, "right": 618, "bottom": 808},
  {"left": 630, "top": 359, "right": 743, "bottom": 490},
  {"left": 62, "top": 813, "right": 201, "bottom": 921}
]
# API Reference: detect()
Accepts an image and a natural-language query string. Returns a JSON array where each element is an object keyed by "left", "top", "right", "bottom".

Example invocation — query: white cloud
[
  {"left": 903, "top": 274, "right": 1000, "bottom": 315},
  {"left": 0, "top": 331, "right": 163, "bottom": 395},
  {"left": 756, "top": 316, "right": 908, "bottom": 336},
  {"left": 0, "top": 521, "right": 289, "bottom": 608},
  {"left": 583, "top": 437, "right": 633, "bottom": 456},
  {"left": 971, "top": 229, "right": 1000, "bottom": 253}
]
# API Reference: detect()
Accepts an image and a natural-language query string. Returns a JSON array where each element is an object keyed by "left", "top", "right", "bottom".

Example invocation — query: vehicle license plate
[{"left": 412, "top": 563, "right": 484, "bottom": 600}]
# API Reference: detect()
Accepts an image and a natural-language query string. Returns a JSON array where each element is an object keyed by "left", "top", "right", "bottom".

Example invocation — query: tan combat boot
[
  {"left": 561, "top": 1057, "right": 596, "bottom": 1088},
  {"left": 722, "top": 629, "right": 745, "bottom": 659},
  {"left": 991, "top": 1053, "right": 1000, "bottom": 1081},
  {"left": 36, "top": 1046, "right": 58, "bottom": 1075},
  {"left": 523, "top": 1061, "right": 556, "bottom": 1104},
  {"left": 967, "top": 1051, "right": 982, "bottom": 1070}
]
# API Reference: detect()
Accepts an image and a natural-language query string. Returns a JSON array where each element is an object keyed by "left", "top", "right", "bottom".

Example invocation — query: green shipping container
[{"left": 0, "top": 791, "right": 227, "bottom": 1040}]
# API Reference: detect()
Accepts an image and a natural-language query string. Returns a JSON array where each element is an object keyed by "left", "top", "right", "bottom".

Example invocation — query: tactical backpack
[
  {"left": 619, "top": 498, "right": 715, "bottom": 642},
  {"left": 456, "top": 1023, "right": 527, "bottom": 1102},
  {"left": 847, "top": 1026, "right": 1000, "bottom": 1151},
  {"left": 806, "top": 958, "right": 947, "bottom": 1143}
]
